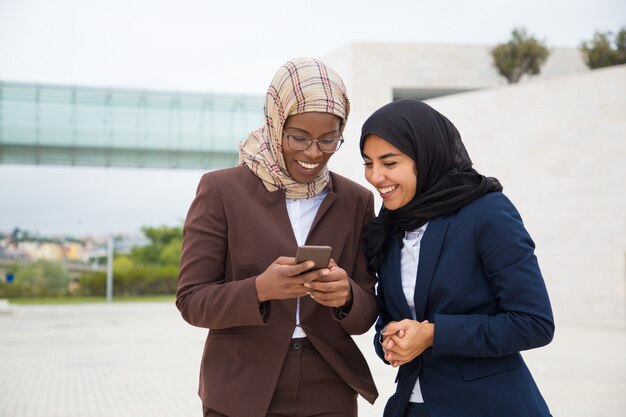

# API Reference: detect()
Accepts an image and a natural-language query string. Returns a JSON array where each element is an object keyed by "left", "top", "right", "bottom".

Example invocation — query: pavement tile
[{"left": 0, "top": 302, "right": 623, "bottom": 417}]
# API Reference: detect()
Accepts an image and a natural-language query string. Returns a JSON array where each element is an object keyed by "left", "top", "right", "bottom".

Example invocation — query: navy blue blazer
[{"left": 374, "top": 192, "right": 554, "bottom": 417}]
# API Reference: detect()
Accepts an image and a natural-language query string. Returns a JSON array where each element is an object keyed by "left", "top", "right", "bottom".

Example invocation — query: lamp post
[{"left": 106, "top": 235, "right": 114, "bottom": 303}]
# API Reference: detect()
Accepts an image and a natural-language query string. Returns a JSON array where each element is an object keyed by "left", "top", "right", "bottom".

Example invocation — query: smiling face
[
  {"left": 281, "top": 112, "right": 342, "bottom": 184},
  {"left": 362, "top": 134, "right": 417, "bottom": 211}
]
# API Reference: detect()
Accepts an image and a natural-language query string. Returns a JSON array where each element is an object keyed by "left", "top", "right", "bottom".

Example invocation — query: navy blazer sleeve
[
  {"left": 432, "top": 193, "right": 554, "bottom": 358},
  {"left": 373, "top": 282, "right": 391, "bottom": 362}
]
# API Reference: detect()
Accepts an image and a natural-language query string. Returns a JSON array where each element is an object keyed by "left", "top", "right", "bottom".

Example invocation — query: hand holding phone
[
  {"left": 295, "top": 245, "right": 332, "bottom": 270},
  {"left": 295, "top": 246, "right": 352, "bottom": 308}
]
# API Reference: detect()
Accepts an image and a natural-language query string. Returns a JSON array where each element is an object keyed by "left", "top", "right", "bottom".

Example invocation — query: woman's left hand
[
  {"left": 381, "top": 319, "right": 434, "bottom": 367},
  {"left": 303, "top": 259, "right": 352, "bottom": 308}
]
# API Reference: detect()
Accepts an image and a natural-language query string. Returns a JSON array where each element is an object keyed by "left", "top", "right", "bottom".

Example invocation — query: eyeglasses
[{"left": 284, "top": 133, "right": 344, "bottom": 153}]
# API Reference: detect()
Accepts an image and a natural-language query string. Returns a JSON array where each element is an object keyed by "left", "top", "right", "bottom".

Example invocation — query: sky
[{"left": 0, "top": 0, "right": 624, "bottom": 236}]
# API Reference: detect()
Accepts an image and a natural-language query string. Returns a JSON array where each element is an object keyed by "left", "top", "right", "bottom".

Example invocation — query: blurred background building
[{"left": 0, "top": 82, "right": 262, "bottom": 169}]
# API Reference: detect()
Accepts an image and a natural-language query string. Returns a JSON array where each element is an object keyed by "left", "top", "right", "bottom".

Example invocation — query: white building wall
[
  {"left": 323, "top": 42, "right": 625, "bottom": 329},
  {"left": 325, "top": 43, "right": 589, "bottom": 186},
  {"left": 325, "top": 42, "right": 587, "bottom": 122},
  {"left": 427, "top": 65, "right": 626, "bottom": 330}
]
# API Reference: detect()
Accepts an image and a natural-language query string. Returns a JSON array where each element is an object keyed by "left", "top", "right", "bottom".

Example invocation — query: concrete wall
[
  {"left": 427, "top": 65, "right": 626, "bottom": 330},
  {"left": 323, "top": 42, "right": 626, "bottom": 329},
  {"left": 324, "top": 43, "right": 590, "bottom": 185},
  {"left": 324, "top": 42, "right": 588, "bottom": 122}
]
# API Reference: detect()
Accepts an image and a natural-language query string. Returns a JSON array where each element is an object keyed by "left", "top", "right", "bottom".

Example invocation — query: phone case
[{"left": 295, "top": 245, "right": 332, "bottom": 270}]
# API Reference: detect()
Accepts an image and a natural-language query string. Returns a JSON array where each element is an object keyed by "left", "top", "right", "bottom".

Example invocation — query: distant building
[
  {"left": 20, "top": 241, "right": 64, "bottom": 261},
  {"left": 0, "top": 229, "right": 90, "bottom": 263},
  {"left": 63, "top": 241, "right": 88, "bottom": 263}
]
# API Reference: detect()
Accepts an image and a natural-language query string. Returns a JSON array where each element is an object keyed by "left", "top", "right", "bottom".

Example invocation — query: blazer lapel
[
  {"left": 383, "top": 238, "right": 413, "bottom": 319},
  {"left": 266, "top": 188, "right": 298, "bottom": 247},
  {"left": 308, "top": 173, "right": 338, "bottom": 239},
  {"left": 308, "top": 190, "right": 336, "bottom": 237},
  {"left": 414, "top": 218, "right": 449, "bottom": 322}
]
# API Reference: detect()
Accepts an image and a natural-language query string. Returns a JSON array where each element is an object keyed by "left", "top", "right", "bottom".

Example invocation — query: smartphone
[{"left": 295, "top": 245, "right": 332, "bottom": 270}]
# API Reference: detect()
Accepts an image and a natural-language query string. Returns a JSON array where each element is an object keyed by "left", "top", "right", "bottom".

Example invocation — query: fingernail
[
  {"left": 303, "top": 283, "right": 311, "bottom": 288},
  {"left": 381, "top": 326, "right": 388, "bottom": 334}
]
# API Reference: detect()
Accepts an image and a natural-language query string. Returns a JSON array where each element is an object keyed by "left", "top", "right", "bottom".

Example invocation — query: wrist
[
  {"left": 255, "top": 275, "right": 268, "bottom": 303},
  {"left": 344, "top": 288, "right": 353, "bottom": 309},
  {"left": 427, "top": 323, "right": 435, "bottom": 347},
  {"left": 343, "top": 279, "right": 354, "bottom": 307}
]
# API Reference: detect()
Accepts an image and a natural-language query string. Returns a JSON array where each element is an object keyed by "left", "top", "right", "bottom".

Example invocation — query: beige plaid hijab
[{"left": 238, "top": 57, "right": 350, "bottom": 199}]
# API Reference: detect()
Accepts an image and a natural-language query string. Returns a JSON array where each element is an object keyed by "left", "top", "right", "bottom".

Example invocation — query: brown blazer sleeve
[{"left": 176, "top": 172, "right": 268, "bottom": 329}]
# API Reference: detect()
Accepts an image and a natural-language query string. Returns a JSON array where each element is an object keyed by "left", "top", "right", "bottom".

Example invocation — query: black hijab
[{"left": 359, "top": 99, "right": 502, "bottom": 272}]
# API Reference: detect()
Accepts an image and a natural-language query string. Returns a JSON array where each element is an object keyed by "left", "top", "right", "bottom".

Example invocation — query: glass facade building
[{"left": 0, "top": 81, "right": 264, "bottom": 169}]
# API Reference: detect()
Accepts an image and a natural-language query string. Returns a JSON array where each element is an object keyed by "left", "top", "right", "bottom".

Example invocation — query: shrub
[
  {"left": 0, "top": 260, "right": 72, "bottom": 298},
  {"left": 75, "top": 264, "right": 178, "bottom": 297},
  {"left": 580, "top": 27, "right": 626, "bottom": 69}
]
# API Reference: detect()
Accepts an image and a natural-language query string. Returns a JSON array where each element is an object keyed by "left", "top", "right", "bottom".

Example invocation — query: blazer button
[{"left": 293, "top": 341, "right": 302, "bottom": 350}]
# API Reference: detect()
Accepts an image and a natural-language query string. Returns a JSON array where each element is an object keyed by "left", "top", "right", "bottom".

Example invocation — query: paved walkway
[{"left": 0, "top": 302, "right": 624, "bottom": 417}]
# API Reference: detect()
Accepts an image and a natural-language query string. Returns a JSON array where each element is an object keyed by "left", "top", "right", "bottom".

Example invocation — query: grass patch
[{"left": 6, "top": 295, "right": 175, "bottom": 305}]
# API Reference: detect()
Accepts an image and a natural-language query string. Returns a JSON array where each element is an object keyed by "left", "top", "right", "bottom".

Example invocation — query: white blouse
[
  {"left": 285, "top": 189, "right": 329, "bottom": 338},
  {"left": 400, "top": 222, "right": 429, "bottom": 403}
]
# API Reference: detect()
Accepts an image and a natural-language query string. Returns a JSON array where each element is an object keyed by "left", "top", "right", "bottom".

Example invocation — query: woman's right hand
[{"left": 255, "top": 256, "right": 330, "bottom": 303}]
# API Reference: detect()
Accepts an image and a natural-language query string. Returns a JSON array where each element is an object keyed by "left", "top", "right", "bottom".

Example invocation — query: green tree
[
  {"left": 580, "top": 27, "right": 626, "bottom": 69},
  {"left": 130, "top": 225, "right": 182, "bottom": 266},
  {"left": 491, "top": 28, "right": 550, "bottom": 84},
  {"left": 75, "top": 225, "right": 183, "bottom": 297}
]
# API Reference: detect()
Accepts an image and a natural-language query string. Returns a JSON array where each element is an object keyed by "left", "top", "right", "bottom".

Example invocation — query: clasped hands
[
  {"left": 255, "top": 256, "right": 352, "bottom": 308},
  {"left": 381, "top": 319, "right": 434, "bottom": 368}
]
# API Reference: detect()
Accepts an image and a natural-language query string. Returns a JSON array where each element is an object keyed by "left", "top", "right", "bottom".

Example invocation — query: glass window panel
[{"left": 0, "top": 82, "right": 263, "bottom": 169}]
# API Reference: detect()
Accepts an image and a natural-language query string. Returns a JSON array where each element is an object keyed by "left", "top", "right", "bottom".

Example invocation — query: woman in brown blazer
[{"left": 176, "top": 57, "right": 378, "bottom": 417}]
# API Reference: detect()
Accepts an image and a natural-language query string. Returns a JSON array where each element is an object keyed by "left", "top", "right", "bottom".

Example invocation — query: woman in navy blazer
[{"left": 359, "top": 99, "right": 554, "bottom": 417}]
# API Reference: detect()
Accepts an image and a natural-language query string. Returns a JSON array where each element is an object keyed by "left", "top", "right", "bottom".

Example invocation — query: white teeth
[
  {"left": 297, "top": 161, "right": 319, "bottom": 170},
  {"left": 378, "top": 185, "right": 397, "bottom": 194}
]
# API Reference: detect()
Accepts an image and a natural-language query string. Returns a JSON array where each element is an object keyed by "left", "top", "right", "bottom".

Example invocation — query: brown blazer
[{"left": 176, "top": 165, "right": 379, "bottom": 417}]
